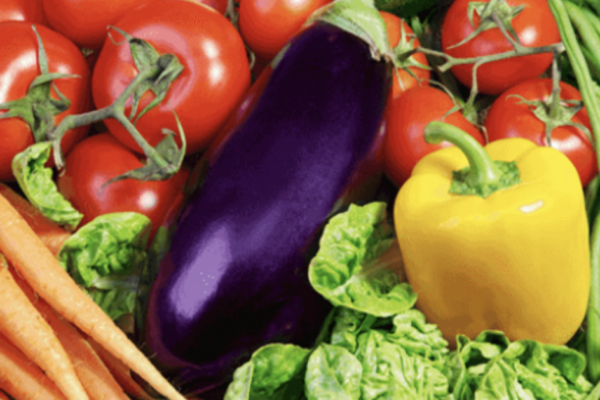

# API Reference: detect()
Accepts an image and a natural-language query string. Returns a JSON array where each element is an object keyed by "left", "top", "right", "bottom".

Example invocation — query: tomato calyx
[
  {"left": 447, "top": 0, "right": 524, "bottom": 50},
  {"left": 508, "top": 94, "right": 592, "bottom": 147},
  {"left": 391, "top": 21, "right": 431, "bottom": 89},
  {"left": 0, "top": 26, "right": 80, "bottom": 144},
  {"left": 108, "top": 26, "right": 184, "bottom": 125},
  {"left": 509, "top": 57, "right": 592, "bottom": 148},
  {"left": 102, "top": 113, "right": 187, "bottom": 186},
  {"left": 49, "top": 28, "right": 187, "bottom": 182}
]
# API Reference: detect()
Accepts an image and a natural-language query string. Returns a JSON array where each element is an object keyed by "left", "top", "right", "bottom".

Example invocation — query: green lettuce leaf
[
  {"left": 57, "top": 212, "right": 151, "bottom": 320},
  {"left": 446, "top": 332, "right": 593, "bottom": 400},
  {"left": 329, "top": 308, "right": 377, "bottom": 353},
  {"left": 224, "top": 344, "right": 310, "bottom": 400},
  {"left": 356, "top": 329, "right": 450, "bottom": 400},
  {"left": 309, "top": 202, "right": 416, "bottom": 317},
  {"left": 305, "top": 343, "right": 362, "bottom": 400},
  {"left": 387, "top": 309, "right": 449, "bottom": 363},
  {"left": 12, "top": 141, "right": 83, "bottom": 231}
]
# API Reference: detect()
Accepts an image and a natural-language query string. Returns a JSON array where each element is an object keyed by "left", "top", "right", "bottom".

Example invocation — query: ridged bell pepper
[{"left": 394, "top": 121, "right": 590, "bottom": 347}]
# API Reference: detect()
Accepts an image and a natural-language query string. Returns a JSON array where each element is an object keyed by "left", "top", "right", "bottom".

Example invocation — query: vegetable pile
[{"left": 1, "top": 0, "right": 600, "bottom": 399}]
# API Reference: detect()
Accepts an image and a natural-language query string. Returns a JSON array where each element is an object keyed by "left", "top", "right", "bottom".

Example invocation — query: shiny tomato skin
[
  {"left": 239, "top": 0, "right": 332, "bottom": 62},
  {"left": 384, "top": 86, "right": 485, "bottom": 186},
  {"left": 0, "top": 0, "right": 47, "bottom": 24},
  {"left": 41, "top": 0, "right": 153, "bottom": 50},
  {"left": 0, "top": 22, "right": 90, "bottom": 181},
  {"left": 92, "top": 0, "right": 250, "bottom": 156},
  {"left": 380, "top": 11, "right": 430, "bottom": 100},
  {"left": 190, "top": 0, "right": 228, "bottom": 14},
  {"left": 57, "top": 134, "right": 190, "bottom": 240},
  {"left": 441, "top": 0, "right": 560, "bottom": 95},
  {"left": 485, "top": 79, "right": 596, "bottom": 187}
]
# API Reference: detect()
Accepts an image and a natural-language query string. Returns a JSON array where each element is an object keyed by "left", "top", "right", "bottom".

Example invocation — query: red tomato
[
  {"left": 92, "top": 0, "right": 250, "bottom": 156},
  {"left": 484, "top": 78, "right": 596, "bottom": 186},
  {"left": 189, "top": 0, "right": 228, "bottom": 14},
  {"left": 239, "top": 0, "right": 332, "bottom": 62},
  {"left": 380, "top": 11, "right": 430, "bottom": 100},
  {"left": 0, "top": 22, "right": 90, "bottom": 182},
  {"left": 383, "top": 86, "right": 485, "bottom": 186},
  {"left": 42, "top": 0, "right": 154, "bottom": 50},
  {"left": 0, "top": 0, "right": 46, "bottom": 24},
  {"left": 57, "top": 134, "right": 190, "bottom": 240},
  {"left": 441, "top": 0, "right": 560, "bottom": 95}
]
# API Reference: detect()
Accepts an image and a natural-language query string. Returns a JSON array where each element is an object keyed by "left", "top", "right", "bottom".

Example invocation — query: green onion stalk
[{"left": 548, "top": 0, "right": 600, "bottom": 384}]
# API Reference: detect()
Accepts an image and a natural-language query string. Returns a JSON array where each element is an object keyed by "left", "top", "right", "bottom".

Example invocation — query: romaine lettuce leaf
[
  {"left": 12, "top": 141, "right": 83, "bottom": 231},
  {"left": 309, "top": 202, "right": 416, "bottom": 317},
  {"left": 224, "top": 343, "right": 311, "bottom": 400},
  {"left": 57, "top": 212, "right": 151, "bottom": 320}
]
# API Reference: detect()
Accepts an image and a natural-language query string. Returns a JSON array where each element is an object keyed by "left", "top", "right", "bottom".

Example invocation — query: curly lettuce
[
  {"left": 58, "top": 212, "right": 151, "bottom": 320},
  {"left": 12, "top": 141, "right": 83, "bottom": 231},
  {"left": 309, "top": 202, "right": 416, "bottom": 317}
]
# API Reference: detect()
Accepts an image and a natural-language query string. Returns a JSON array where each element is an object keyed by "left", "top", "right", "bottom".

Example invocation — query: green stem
[
  {"left": 114, "top": 113, "right": 170, "bottom": 171},
  {"left": 582, "top": 46, "right": 600, "bottom": 82},
  {"left": 424, "top": 121, "right": 503, "bottom": 189},
  {"left": 548, "top": 0, "right": 600, "bottom": 384},
  {"left": 549, "top": 50, "right": 563, "bottom": 121},
  {"left": 417, "top": 42, "right": 565, "bottom": 73},
  {"left": 584, "top": 0, "right": 600, "bottom": 15},
  {"left": 580, "top": 3, "right": 600, "bottom": 38},
  {"left": 51, "top": 64, "right": 163, "bottom": 169},
  {"left": 566, "top": 2, "right": 600, "bottom": 62}
]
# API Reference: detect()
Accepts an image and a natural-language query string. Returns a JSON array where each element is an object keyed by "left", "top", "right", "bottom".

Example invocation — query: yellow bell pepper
[{"left": 394, "top": 121, "right": 590, "bottom": 347}]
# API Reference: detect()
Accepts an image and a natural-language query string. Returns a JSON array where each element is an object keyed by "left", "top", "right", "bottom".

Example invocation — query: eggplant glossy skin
[{"left": 144, "top": 22, "right": 391, "bottom": 396}]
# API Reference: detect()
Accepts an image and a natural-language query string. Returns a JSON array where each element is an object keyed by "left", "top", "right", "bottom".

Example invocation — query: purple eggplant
[{"left": 141, "top": 20, "right": 392, "bottom": 397}]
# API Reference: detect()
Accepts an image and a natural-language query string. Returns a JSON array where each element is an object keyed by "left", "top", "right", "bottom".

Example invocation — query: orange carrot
[
  {"left": 0, "top": 255, "right": 88, "bottom": 400},
  {"left": 87, "top": 337, "right": 155, "bottom": 400},
  {"left": 0, "top": 183, "right": 71, "bottom": 255},
  {"left": 0, "top": 192, "right": 185, "bottom": 400},
  {"left": 0, "top": 331, "right": 67, "bottom": 400},
  {"left": 10, "top": 268, "right": 129, "bottom": 400},
  {"left": 0, "top": 390, "right": 10, "bottom": 400}
]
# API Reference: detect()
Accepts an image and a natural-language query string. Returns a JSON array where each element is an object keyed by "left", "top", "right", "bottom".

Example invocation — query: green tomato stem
[
  {"left": 424, "top": 121, "right": 503, "bottom": 189},
  {"left": 51, "top": 64, "right": 165, "bottom": 170},
  {"left": 549, "top": 51, "right": 563, "bottom": 121},
  {"left": 548, "top": 0, "right": 600, "bottom": 384},
  {"left": 417, "top": 43, "right": 565, "bottom": 74}
]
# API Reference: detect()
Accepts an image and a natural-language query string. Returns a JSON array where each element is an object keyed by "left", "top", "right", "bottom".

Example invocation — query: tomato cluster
[
  {"left": 0, "top": 0, "right": 252, "bottom": 238},
  {"left": 383, "top": 0, "right": 596, "bottom": 188},
  {"left": 0, "top": 0, "right": 596, "bottom": 241}
]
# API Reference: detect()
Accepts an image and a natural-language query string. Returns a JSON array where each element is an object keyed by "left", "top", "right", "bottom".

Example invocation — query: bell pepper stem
[{"left": 424, "top": 121, "right": 503, "bottom": 189}]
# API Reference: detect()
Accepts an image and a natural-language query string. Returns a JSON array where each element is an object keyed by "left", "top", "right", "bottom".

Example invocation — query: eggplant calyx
[
  {"left": 0, "top": 25, "right": 79, "bottom": 144},
  {"left": 306, "top": 0, "right": 394, "bottom": 64}
]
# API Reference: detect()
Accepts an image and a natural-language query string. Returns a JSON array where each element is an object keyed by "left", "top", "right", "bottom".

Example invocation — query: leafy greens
[{"left": 225, "top": 202, "right": 594, "bottom": 400}]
